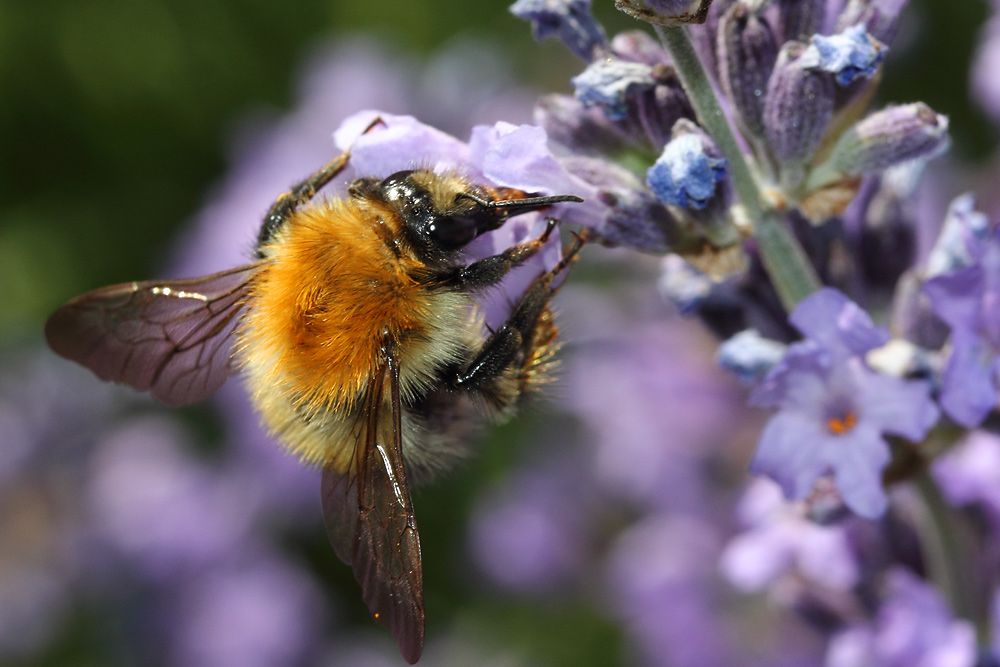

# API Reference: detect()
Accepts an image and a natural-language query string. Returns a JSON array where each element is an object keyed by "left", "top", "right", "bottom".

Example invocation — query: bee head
[{"left": 374, "top": 169, "right": 582, "bottom": 258}]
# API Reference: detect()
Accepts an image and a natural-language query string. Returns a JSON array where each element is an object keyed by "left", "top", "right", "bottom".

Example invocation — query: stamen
[{"left": 826, "top": 411, "right": 858, "bottom": 435}]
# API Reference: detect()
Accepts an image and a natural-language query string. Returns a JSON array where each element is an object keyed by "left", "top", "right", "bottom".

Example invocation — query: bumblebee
[{"left": 45, "top": 119, "right": 584, "bottom": 663}]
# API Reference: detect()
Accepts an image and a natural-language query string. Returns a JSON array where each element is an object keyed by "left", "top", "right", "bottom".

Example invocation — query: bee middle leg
[{"left": 255, "top": 117, "right": 384, "bottom": 253}]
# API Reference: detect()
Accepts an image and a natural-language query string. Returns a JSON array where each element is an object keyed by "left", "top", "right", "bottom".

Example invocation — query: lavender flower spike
[
  {"left": 749, "top": 288, "right": 939, "bottom": 518},
  {"left": 510, "top": 0, "right": 608, "bottom": 61},
  {"left": 647, "top": 123, "right": 728, "bottom": 210},
  {"left": 806, "top": 103, "right": 949, "bottom": 191}
]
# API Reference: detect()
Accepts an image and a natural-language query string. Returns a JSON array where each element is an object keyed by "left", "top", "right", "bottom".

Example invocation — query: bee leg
[
  {"left": 255, "top": 117, "right": 384, "bottom": 253},
  {"left": 443, "top": 219, "right": 559, "bottom": 290},
  {"left": 451, "top": 232, "right": 588, "bottom": 402}
]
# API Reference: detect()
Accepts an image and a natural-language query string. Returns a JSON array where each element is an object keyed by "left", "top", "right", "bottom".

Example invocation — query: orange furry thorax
[{"left": 239, "top": 199, "right": 440, "bottom": 412}]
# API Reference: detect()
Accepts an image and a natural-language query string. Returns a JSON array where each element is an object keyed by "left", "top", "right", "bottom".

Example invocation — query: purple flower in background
[
  {"left": 825, "top": 568, "right": 976, "bottom": 667},
  {"left": 749, "top": 289, "right": 939, "bottom": 518},
  {"left": 933, "top": 430, "right": 1000, "bottom": 527},
  {"left": 720, "top": 479, "right": 859, "bottom": 592},
  {"left": 168, "top": 558, "right": 325, "bottom": 667},
  {"left": 972, "top": 8, "right": 1000, "bottom": 124},
  {"left": 924, "top": 224, "right": 1000, "bottom": 428}
]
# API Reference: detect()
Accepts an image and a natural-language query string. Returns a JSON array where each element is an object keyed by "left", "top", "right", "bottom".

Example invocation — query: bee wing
[
  {"left": 44, "top": 263, "right": 259, "bottom": 407},
  {"left": 321, "top": 351, "right": 425, "bottom": 664}
]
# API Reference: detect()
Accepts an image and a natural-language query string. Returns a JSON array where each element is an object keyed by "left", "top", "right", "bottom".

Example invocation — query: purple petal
[
  {"left": 828, "top": 422, "right": 890, "bottom": 518},
  {"left": 923, "top": 266, "right": 984, "bottom": 331},
  {"left": 750, "top": 411, "right": 829, "bottom": 500},
  {"left": 859, "top": 371, "right": 939, "bottom": 440},
  {"left": 748, "top": 341, "right": 830, "bottom": 411},
  {"left": 333, "top": 111, "right": 471, "bottom": 177},
  {"left": 789, "top": 288, "right": 889, "bottom": 358},
  {"left": 939, "top": 330, "right": 999, "bottom": 427}
]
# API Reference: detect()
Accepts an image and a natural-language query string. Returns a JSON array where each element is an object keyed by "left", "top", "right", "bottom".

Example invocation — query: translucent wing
[
  {"left": 320, "top": 349, "right": 425, "bottom": 664},
  {"left": 45, "top": 263, "right": 259, "bottom": 407}
]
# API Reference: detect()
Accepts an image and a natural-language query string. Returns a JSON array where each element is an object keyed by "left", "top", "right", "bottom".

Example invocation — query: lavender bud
[
  {"left": 716, "top": 329, "right": 788, "bottom": 384},
  {"left": 763, "top": 42, "right": 835, "bottom": 166},
  {"left": 717, "top": 2, "right": 779, "bottom": 139},
  {"left": 634, "top": 66, "right": 696, "bottom": 150},
  {"left": 810, "top": 103, "right": 949, "bottom": 188},
  {"left": 799, "top": 25, "right": 887, "bottom": 87},
  {"left": 776, "top": 0, "right": 825, "bottom": 42},
  {"left": 610, "top": 30, "right": 669, "bottom": 66},
  {"left": 561, "top": 156, "right": 690, "bottom": 252},
  {"left": 572, "top": 58, "right": 657, "bottom": 120},
  {"left": 534, "top": 93, "right": 628, "bottom": 155},
  {"left": 510, "top": 0, "right": 608, "bottom": 61},
  {"left": 596, "top": 186, "right": 683, "bottom": 252},
  {"left": 614, "top": 0, "right": 713, "bottom": 26},
  {"left": 647, "top": 120, "right": 729, "bottom": 210},
  {"left": 689, "top": 0, "right": 737, "bottom": 79}
]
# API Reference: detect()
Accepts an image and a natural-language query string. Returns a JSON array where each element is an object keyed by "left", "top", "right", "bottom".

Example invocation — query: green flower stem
[
  {"left": 913, "top": 472, "right": 987, "bottom": 641},
  {"left": 654, "top": 24, "right": 821, "bottom": 309}
]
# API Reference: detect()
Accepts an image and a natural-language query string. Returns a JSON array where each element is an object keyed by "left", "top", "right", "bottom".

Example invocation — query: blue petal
[
  {"left": 571, "top": 59, "right": 656, "bottom": 120},
  {"left": 801, "top": 25, "right": 887, "bottom": 87},
  {"left": 510, "top": 0, "right": 607, "bottom": 61},
  {"left": 647, "top": 134, "right": 728, "bottom": 209}
]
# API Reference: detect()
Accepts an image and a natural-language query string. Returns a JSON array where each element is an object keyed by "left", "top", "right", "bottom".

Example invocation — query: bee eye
[{"left": 428, "top": 216, "right": 476, "bottom": 248}]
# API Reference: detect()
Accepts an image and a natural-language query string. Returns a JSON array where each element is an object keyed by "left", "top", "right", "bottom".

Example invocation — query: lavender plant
[{"left": 11, "top": 1, "right": 1000, "bottom": 665}]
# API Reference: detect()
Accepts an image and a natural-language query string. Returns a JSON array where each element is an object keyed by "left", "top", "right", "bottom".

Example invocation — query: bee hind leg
[
  {"left": 255, "top": 117, "right": 384, "bottom": 254},
  {"left": 451, "top": 231, "right": 588, "bottom": 409}
]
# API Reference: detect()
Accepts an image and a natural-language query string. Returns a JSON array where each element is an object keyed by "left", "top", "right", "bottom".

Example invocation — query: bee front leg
[
  {"left": 442, "top": 219, "right": 558, "bottom": 290},
  {"left": 255, "top": 117, "right": 384, "bottom": 253}
]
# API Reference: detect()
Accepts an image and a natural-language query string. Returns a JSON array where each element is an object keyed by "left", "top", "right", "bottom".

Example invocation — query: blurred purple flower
[
  {"left": 720, "top": 479, "right": 859, "bottom": 592},
  {"left": 825, "top": 568, "right": 976, "bottom": 667},
  {"left": 168, "top": 557, "right": 326, "bottom": 667},
  {"left": 971, "top": 8, "right": 1000, "bottom": 124},
  {"left": 468, "top": 459, "right": 589, "bottom": 592},
  {"left": 932, "top": 430, "right": 1000, "bottom": 525},
  {"left": 607, "top": 514, "right": 732, "bottom": 667},
  {"left": 924, "top": 223, "right": 1000, "bottom": 428},
  {"left": 87, "top": 417, "right": 255, "bottom": 580},
  {"left": 749, "top": 289, "right": 939, "bottom": 518},
  {"left": 559, "top": 287, "right": 744, "bottom": 511}
]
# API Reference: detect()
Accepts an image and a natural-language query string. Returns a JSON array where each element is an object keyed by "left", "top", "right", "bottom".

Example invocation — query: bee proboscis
[{"left": 45, "top": 119, "right": 585, "bottom": 663}]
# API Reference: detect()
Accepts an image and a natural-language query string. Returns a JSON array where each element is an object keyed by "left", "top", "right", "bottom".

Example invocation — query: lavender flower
[
  {"left": 571, "top": 58, "right": 658, "bottom": 120},
  {"left": 799, "top": 25, "right": 887, "bottom": 87},
  {"left": 924, "top": 223, "right": 1000, "bottom": 428},
  {"left": 825, "top": 568, "right": 977, "bottom": 667},
  {"left": 647, "top": 127, "right": 728, "bottom": 209},
  {"left": 720, "top": 479, "right": 860, "bottom": 592},
  {"left": 510, "top": 0, "right": 608, "bottom": 60},
  {"left": 749, "top": 289, "right": 939, "bottom": 517}
]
